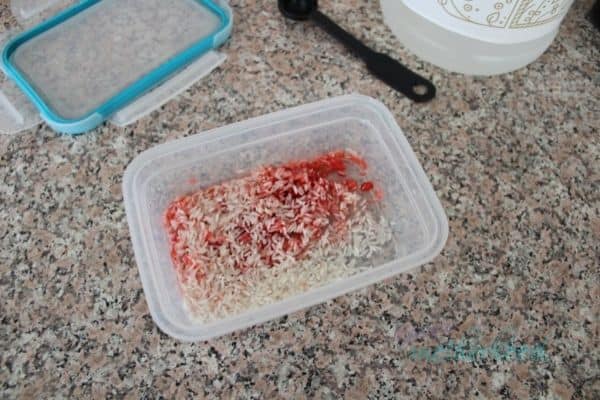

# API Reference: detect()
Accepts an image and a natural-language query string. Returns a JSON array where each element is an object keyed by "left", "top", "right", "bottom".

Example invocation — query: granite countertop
[{"left": 1, "top": 0, "right": 599, "bottom": 398}]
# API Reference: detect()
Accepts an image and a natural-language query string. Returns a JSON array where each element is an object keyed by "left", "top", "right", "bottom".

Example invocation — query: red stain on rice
[{"left": 165, "top": 150, "right": 382, "bottom": 285}]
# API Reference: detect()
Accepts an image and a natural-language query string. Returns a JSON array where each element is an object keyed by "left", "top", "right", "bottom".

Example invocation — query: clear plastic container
[
  {"left": 123, "top": 95, "right": 448, "bottom": 341},
  {"left": 381, "top": 0, "right": 573, "bottom": 75}
]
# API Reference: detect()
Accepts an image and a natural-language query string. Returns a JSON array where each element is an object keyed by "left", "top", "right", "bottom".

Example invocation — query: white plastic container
[
  {"left": 123, "top": 95, "right": 448, "bottom": 341},
  {"left": 381, "top": 0, "right": 575, "bottom": 75}
]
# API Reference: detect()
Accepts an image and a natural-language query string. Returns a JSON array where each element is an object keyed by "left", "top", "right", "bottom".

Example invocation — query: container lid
[
  {"left": 1, "top": 0, "right": 231, "bottom": 134},
  {"left": 110, "top": 51, "right": 227, "bottom": 127},
  {"left": 0, "top": 49, "right": 227, "bottom": 134}
]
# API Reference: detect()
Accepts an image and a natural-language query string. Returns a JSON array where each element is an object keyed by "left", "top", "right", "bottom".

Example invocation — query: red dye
[
  {"left": 165, "top": 150, "right": 383, "bottom": 282},
  {"left": 360, "top": 181, "right": 374, "bottom": 192}
]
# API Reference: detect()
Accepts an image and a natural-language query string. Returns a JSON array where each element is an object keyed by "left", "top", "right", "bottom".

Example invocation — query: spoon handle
[
  {"left": 311, "top": 10, "right": 372, "bottom": 59},
  {"left": 310, "top": 10, "right": 436, "bottom": 102}
]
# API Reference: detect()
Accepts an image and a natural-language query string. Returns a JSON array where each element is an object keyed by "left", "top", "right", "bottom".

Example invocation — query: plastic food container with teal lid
[
  {"left": 123, "top": 95, "right": 449, "bottom": 341},
  {"left": 1, "top": 0, "right": 232, "bottom": 134}
]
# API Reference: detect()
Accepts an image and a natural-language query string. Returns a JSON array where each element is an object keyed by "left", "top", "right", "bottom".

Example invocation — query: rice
[{"left": 164, "top": 150, "right": 393, "bottom": 323}]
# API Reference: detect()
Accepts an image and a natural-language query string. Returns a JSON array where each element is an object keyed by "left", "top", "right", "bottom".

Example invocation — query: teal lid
[{"left": 1, "top": 0, "right": 232, "bottom": 134}]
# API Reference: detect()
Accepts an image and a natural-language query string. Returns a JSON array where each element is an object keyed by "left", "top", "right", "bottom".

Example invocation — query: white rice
[{"left": 180, "top": 206, "right": 392, "bottom": 323}]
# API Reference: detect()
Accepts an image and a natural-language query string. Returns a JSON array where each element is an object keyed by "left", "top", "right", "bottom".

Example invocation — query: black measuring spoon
[{"left": 279, "top": 0, "right": 436, "bottom": 102}]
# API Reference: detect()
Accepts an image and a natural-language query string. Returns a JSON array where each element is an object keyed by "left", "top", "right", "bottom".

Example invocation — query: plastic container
[
  {"left": 123, "top": 95, "right": 448, "bottom": 341},
  {"left": 381, "top": 0, "right": 575, "bottom": 75},
  {"left": 1, "top": 0, "right": 231, "bottom": 134}
]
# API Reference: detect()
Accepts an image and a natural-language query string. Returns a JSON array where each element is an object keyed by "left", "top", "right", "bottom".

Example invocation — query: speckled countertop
[{"left": 1, "top": 0, "right": 599, "bottom": 398}]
